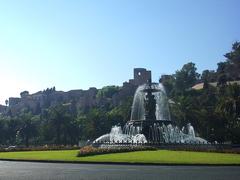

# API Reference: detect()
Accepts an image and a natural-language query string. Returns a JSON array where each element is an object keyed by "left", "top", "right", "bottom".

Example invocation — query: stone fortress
[{"left": 0, "top": 68, "right": 152, "bottom": 116}]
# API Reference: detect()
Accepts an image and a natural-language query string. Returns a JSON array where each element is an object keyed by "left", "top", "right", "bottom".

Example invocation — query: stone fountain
[{"left": 94, "top": 78, "right": 207, "bottom": 144}]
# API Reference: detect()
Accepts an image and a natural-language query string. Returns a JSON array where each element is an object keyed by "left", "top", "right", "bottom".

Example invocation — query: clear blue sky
[{"left": 0, "top": 0, "right": 239, "bottom": 104}]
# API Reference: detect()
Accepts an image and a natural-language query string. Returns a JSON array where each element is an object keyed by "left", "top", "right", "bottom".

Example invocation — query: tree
[
  {"left": 171, "top": 94, "right": 200, "bottom": 128},
  {"left": 5, "top": 99, "right": 8, "bottom": 106},
  {"left": 224, "top": 41, "right": 240, "bottom": 80},
  {"left": 18, "top": 111, "right": 39, "bottom": 147},
  {"left": 174, "top": 62, "right": 200, "bottom": 94},
  {"left": 0, "top": 116, "right": 8, "bottom": 144},
  {"left": 215, "top": 83, "right": 240, "bottom": 143},
  {"left": 45, "top": 104, "right": 76, "bottom": 145},
  {"left": 77, "top": 113, "right": 94, "bottom": 141},
  {"left": 47, "top": 104, "right": 67, "bottom": 144},
  {"left": 201, "top": 70, "right": 217, "bottom": 82},
  {"left": 96, "top": 86, "right": 120, "bottom": 99},
  {"left": 159, "top": 75, "right": 175, "bottom": 97},
  {"left": 216, "top": 42, "right": 240, "bottom": 81},
  {"left": 5, "top": 116, "right": 22, "bottom": 145},
  {"left": 107, "top": 97, "right": 132, "bottom": 125}
]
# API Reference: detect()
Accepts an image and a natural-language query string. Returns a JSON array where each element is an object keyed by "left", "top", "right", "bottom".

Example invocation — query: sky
[{"left": 0, "top": 0, "right": 239, "bottom": 104}]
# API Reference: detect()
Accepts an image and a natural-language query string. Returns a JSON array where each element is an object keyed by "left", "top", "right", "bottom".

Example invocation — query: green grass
[{"left": 0, "top": 150, "right": 240, "bottom": 165}]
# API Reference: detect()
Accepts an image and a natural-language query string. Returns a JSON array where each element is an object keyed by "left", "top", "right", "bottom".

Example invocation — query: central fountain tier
[
  {"left": 124, "top": 120, "right": 172, "bottom": 143},
  {"left": 124, "top": 79, "right": 172, "bottom": 142},
  {"left": 130, "top": 79, "right": 171, "bottom": 122}
]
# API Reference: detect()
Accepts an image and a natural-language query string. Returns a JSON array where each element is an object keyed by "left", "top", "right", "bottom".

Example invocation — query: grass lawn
[{"left": 0, "top": 150, "right": 240, "bottom": 165}]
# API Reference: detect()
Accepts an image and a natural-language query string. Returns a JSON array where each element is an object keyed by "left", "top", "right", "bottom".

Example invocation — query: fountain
[{"left": 94, "top": 78, "right": 207, "bottom": 145}]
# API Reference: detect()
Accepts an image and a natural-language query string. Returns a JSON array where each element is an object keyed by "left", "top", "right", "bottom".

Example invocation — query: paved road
[{"left": 0, "top": 161, "right": 240, "bottom": 180}]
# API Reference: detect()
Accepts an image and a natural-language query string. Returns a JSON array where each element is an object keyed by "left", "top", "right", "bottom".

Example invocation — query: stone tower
[{"left": 129, "top": 68, "right": 151, "bottom": 86}]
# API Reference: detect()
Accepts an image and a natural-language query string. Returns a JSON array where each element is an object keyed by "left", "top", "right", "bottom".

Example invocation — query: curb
[{"left": 1, "top": 159, "right": 240, "bottom": 166}]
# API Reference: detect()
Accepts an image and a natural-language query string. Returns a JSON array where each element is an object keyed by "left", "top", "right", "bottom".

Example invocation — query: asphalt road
[{"left": 0, "top": 161, "right": 240, "bottom": 180}]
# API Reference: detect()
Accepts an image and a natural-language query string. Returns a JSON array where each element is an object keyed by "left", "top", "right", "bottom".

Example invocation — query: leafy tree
[
  {"left": 174, "top": 62, "right": 200, "bottom": 94},
  {"left": 216, "top": 42, "right": 240, "bottom": 81},
  {"left": 201, "top": 70, "right": 217, "bottom": 82},
  {"left": 224, "top": 42, "right": 240, "bottom": 80}
]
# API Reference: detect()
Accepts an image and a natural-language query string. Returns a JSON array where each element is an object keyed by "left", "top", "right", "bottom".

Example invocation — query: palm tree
[
  {"left": 5, "top": 99, "right": 8, "bottom": 106},
  {"left": 18, "top": 111, "right": 38, "bottom": 147},
  {"left": 216, "top": 84, "right": 240, "bottom": 143},
  {"left": 47, "top": 104, "right": 72, "bottom": 145}
]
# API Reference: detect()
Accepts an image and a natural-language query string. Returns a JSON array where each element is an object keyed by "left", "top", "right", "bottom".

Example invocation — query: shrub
[
  {"left": 0, "top": 145, "right": 79, "bottom": 152},
  {"left": 77, "top": 145, "right": 157, "bottom": 157}
]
